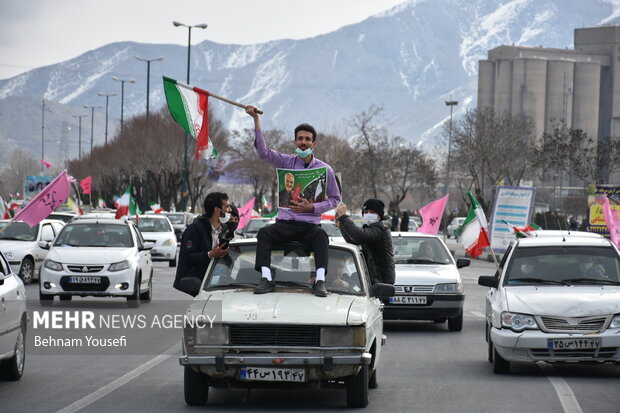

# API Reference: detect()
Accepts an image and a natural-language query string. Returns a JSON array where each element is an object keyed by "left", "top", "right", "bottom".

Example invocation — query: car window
[
  {"left": 41, "top": 224, "right": 55, "bottom": 242},
  {"left": 130, "top": 217, "right": 172, "bottom": 232},
  {"left": 504, "top": 245, "right": 620, "bottom": 285},
  {"left": 205, "top": 245, "right": 364, "bottom": 295},
  {"left": 245, "top": 219, "right": 270, "bottom": 232},
  {"left": 391, "top": 237, "right": 452, "bottom": 264},
  {"left": 0, "top": 222, "right": 39, "bottom": 241},
  {"left": 165, "top": 214, "right": 186, "bottom": 225},
  {"left": 0, "top": 253, "right": 10, "bottom": 276},
  {"left": 131, "top": 226, "right": 144, "bottom": 248},
  {"left": 321, "top": 222, "right": 342, "bottom": 237},
  {"left": 54, "top": 224, "right": 134, "bottom": 247}
]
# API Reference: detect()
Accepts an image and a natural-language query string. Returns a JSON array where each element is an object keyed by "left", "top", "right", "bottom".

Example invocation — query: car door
[
  {"left": 0, "top": 252, "right": 23, "bottom": 355},
  {"left": 33, "top": 223, "right": 55, "bottom": 273},
  {"left": 132, "top": 226, "right": 152, "bottom": 288}
]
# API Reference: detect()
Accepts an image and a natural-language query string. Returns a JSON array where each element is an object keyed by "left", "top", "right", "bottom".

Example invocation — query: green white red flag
[
  {"left": 163, "top": 76, "right": 217, "bottom": 161},
  {"left": 115, "top": 186, "right": 141, "bottom": 219},
  {"left": 0, "top": 196, "right": 10, "bottom": 219},
  {"left": 455, "top": 192, "right": 491, "bottom": 258},
  {"left": 501, "top": 219, "right": 541, "bottom": 238},
  {"left": 149, "top": 202, "right": 163, "bottom": 214}
]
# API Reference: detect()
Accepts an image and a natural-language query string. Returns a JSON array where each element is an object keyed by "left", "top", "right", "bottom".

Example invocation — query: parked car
[
  {"left": 237, "top": 217, "right": 274, "bottom": 239},
  {"left": 163, "top": 212, "right": 192, "bottom": 243},
  {"left": 0, "top": 219, "right": 65, "bottom": 284},
  {"left": 446, "top": 217, "right": 466, "bottom": 238},
  {"left": 478, "top": 231, "right": 620, "bottom": 374},
  {"left": 178, "top": 238, "right": 395, "bottom": 407},
  {"left": 386, "top": 232, "right": 470, "bottom": 330},
  {"left": 39, "top": 216, "right": 153, "bottom": 307},
  {"left": 129, "top": 215, "right": 177, "bottom": 267},
  {"left": 48, "top": 211, "right": 78, "bottom": 223},
  {"left": 0, "top": 251, "right": 27, "bottom": 381}
]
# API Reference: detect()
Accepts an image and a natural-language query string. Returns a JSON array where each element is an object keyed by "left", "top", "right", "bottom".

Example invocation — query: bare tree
[{"left": 0, "top": 148, "right": 39, "bottom": 196}]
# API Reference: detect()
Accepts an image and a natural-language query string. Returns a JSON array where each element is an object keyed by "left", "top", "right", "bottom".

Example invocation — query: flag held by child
[
  {"left": 418, "top": 195, "right": 448, "bottom": 235},
  {"left": 455, "top": 192, "right": 490, "bottom": 258}
]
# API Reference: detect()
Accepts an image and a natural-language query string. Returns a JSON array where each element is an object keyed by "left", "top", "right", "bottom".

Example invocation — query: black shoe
[
  {"left": 254, "top": 277, "right": 276, "bottom": 294},
  {"left": 312, "top": 280, "right": 328, "bottom": 297}
]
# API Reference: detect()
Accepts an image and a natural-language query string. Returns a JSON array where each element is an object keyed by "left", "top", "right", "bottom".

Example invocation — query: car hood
[
  {"left": 48, "top": 247, "right": 133, "bottom": 264},
  {"left": 201, "top": 290, "right": 363, "bottom": 325},
  {"left": 394, "top": 264, "right": 460, "bottom": 285},
  {"left": 140, "top": 232, "right": 175, "bottom": 241},
  {"left": 0, "top": 240, "right": 36, "bottom": 252},
  {"left": 504, "top": 286, "right": 620, "bottom": 316}
]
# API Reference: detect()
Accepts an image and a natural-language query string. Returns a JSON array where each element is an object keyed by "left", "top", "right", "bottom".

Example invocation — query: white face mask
[
  {"left": 219, "top": 212, "right": 230, "bottom": 224},
  {"left": 364, "top": 213, "right": 379, "bottom": 224}
]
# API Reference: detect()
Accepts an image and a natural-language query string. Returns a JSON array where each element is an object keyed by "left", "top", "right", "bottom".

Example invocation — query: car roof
[
  {"left": 0, "top": 218, "right": 64, "bottom": 225},
  {"left": 390, "top": 231, "right": 438, "bottom": 239},
  {"left": 230, "top": 237, "right": 360, "bottom": 253},
  {"left": 69, "top": 217, "right": 131, "bottom": 225},
  {"left": 524, "top": 230, "right": 602, "bottom": 239},
  {"left": 515, "top": 232, "right": 612, "bottom": 248}
]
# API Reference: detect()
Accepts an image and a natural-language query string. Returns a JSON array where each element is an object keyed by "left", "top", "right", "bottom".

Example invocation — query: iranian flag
[
  {"left": 455, "top": 192, "right": 491, "bottom": 258},
  {"left": 115, "top": 186, "right": 141, "bottom": 219},
  {"left": 0, "top": 196, "right": 10, "bottom": 219},
  {"left": 163, "top": 76, "right": 217, "bottom": 160},
  {"left": 501, "top": 219, "right": 541, "bottom": 238},
  {"left": 98, "top": 198, "right": 107, "bottom": 208},
  {"left": 150, "top": 202, "right": 163, "bottom": 213}
]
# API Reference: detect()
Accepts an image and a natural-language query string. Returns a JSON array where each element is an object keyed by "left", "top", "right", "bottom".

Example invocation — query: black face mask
[{"left": 227, "top": 221, "right": 239, "bottom": 232}]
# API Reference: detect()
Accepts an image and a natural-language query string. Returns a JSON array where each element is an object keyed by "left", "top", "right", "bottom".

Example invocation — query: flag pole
[{"left": 170, "top": 77, "right": 264, "bottom": 114}]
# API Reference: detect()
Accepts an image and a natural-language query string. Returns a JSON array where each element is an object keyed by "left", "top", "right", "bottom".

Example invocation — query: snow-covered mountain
[{"left": 1, "top": 0, "right": 618, "bottom": 164}]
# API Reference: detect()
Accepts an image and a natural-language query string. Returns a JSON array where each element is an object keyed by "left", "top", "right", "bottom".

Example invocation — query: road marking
[
  {"left": 55, "top": 342, "right": 179, "bottom": 413},
  {"left": 538, "top": 362, "right": 584, "bottom": 413},
  {"left": 469, "top": 311, "right": 485, "bottom": 318}
]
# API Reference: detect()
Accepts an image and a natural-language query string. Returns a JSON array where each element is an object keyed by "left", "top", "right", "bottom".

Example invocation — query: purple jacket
[{"left": 255, "top": 129, "right": 341, "bottom": 224}]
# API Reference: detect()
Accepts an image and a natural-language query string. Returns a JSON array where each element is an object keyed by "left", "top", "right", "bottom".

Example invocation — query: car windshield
[
  {"left": 391, "top": 236, "right": 452, "bottom": 265},
  {"left": 321, "top": 222, "right": 342, "bottom": 237},
  {"left": 165, "top": 214, "right": 185, "bottom": 225},
  {"left": 504, "top": 246, "right": 620, "bottom": 286},
  {"left": 0, "top": 222, "right": 38, "bottom": 241},
  {"left": 54, "top": 224, "right": 134, "bottom": 248},
  {"left": 205, "top": 244, "right": 364, "bottom": 295},
  {"left": 245, "top": 219, "right": 271, "bottom": 233},
  {"left": 130, "top": 217, "right": 172, "bottom": 232},
  {"left": 48, "top": 213, "right": 75, "bottom": 223}
]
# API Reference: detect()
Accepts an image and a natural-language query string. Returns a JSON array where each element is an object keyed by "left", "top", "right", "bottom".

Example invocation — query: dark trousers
[{"left": 255, "top": 220, "right": 329, "bottom": 274}]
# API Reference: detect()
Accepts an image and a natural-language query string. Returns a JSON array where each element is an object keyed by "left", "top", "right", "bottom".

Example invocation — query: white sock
[
  {"left": 261, "top": 266, "right": 272, "bottom": 281},
  {"left": 316, "top": 268, "right": 325, "bottom": 282}
]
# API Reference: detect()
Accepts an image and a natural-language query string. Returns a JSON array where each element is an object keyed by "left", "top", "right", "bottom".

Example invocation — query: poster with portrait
[
  {"left": 587, "top": 184, "right": 620, "bottom": 236},
  {"left": 276, "top": 167, "right": 327, "bottom": 209},
  {"left": 24, "top": 175, "right": 55, "bottom": 201}
]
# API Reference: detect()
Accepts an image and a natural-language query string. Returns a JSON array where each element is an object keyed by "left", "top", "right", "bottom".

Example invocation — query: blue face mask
[{"left": 295, "top": 147, "right": 313, "bottom": 158}]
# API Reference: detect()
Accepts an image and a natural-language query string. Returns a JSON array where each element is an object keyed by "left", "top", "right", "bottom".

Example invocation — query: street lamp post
[
  {"left": 111, "top": 76, "right": 136, "bottom": 134},
  {"left": 444, "top": 98, "right": 458, "bottom": 194},
  {"left": 72, "top": 114, "right": 88, "bottom": 160},
  {"left": 97, "top": 92, "right": 117, "bottom": 145},
  {"left": 173, "top": 21, "right": 208, "bottom": 211},
  {"left": 135, "top": 56, "right": 164, "bottom": 120},
  {"left": 41, "top": 99, "right": 46, "bottom": 170},
  {"left": 83, "top": 105, "right": 102, "bottom": 153}
]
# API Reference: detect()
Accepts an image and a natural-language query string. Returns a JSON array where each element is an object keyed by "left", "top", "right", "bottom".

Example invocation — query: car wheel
[
  {"left": 140, "top": 273, "right": 152, "bottom": 302},
  {"left": 1, "top": 320, "right": 26, "bottom": 380},
  {"left": 492, "top": 345, "right": 510, "bottom": 374},
  {"left": 18, "top": 258, "right": 34, "bottom": 285},
  {"left": 448, "top": 312, "right": 463, "bottom": 331},
  {"left": 346, "top": 364, "right": 369, "bottom": 408},
  {"left": 368, "top": 368, "right": 378, "bottom": 389},
  {"left": 184, "top": 366, "right": 209, "bottom": 406},
  {"left": 126, "top": 274, "right": 141, "bottom": 308},
  {"left": 59, "top": 295, "right": 72, "bottom": 301},
  {"left": 169, "top": 257, "right": 176, "bottom": 267},
  {"left": 39, "top": 290, "right": 53, "bottom": 307}
]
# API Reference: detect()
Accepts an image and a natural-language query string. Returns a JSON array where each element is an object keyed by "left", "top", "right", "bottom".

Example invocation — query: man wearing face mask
[
  {"left": 246, "top": 106, "right": 341, "bottom": 297},
  {"left": 335, "top": 199, "right": 395, "bottom": 285},
  {"left": 173, "top": 192, "right": 231, "bottom": 296}
]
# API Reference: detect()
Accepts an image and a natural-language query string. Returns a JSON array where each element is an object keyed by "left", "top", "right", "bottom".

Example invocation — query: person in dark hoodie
[
  {"left": 173, "top": 192, "right": 231, "bottom": 296},
  {"left": 335, "top": 198, "right": 395, "bottom": 285}
]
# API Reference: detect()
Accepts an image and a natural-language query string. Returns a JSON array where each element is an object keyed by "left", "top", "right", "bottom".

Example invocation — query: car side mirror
[
  {"left": 179, "top": 277, "right": 202, "bottom": 297},
  {"left": 478, "top": 275, "right": 499, "bottom": 288},
  {"left": 370, "top": 283, "right": 395, "bottom": 298},
  {"left": 140, "top": 241, "right": 155, "bottom": 251},
  {"left": 456, "top": 258, "right": 470, "bottom": 269},
  {"left": 38, "top": 240, "right": 51, "bottom": 250}
]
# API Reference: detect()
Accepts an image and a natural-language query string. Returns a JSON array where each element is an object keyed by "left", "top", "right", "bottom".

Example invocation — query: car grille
[
  {"left": 230, "top": 325, "right": 320, "bottom": 347},
  {"left": 531, "top": 348, "right": 617, "bottom": 359},
  {"left": 67, "top": 265, "right": 104, "bottom": 273},
  {"left": 538, "top": 315, "right": 609, "bottom": 333},
  {"left": 395, "top": 285, "right": 434, "bottom": 294},
  {"left": 60, "top": 276, "right": 110, "bottom": 292}
]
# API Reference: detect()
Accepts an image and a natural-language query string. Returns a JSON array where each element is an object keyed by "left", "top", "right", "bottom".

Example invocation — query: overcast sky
[{"left": 0, "top": 0, "right": 408, "bottom": 79}]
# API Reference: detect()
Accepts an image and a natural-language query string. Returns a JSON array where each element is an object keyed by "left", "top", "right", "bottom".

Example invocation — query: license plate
[
  {"left": 547, "top": 338, "right": 600, "bottom": 350},
  {"left": 239, "top": 367, "right": 305, "bottom": 382},
  {"left": 68, "top": 276, "right": 101, "bottom": 284},
  {"left": 389, "top": 296, "right": 427, "bottom": 305}
]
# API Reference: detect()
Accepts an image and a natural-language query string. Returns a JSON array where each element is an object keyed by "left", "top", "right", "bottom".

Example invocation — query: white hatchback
[
  {"left": 39, "top": 217, "right": 153, "bottom": 307},
  {"left": 478, "top": 232, "right": 620, "bottom": 373},
  {"left": 0, "top": 251, "right": 27, "bottom": 380},
  {"left": 129, "top": 215, "right": 177, "bottom": 267}
]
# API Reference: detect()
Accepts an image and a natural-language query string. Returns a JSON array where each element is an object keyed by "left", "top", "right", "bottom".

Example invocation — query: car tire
[
  {"left": 39, "top": 291, "right": 53, "bottom": 307},
  {"left": 140, "top": 273, "right": 152, "bottom": 302},
  {"left": 18, "top": 258, "right": 34, "bottom": 285},
  {"left": 1, "top": 320, "right": 26, "bottom": 381},
  {"left": 346, "top": 364, "right": 369, "bottom": 408},
  {"left": 126, "top": 274, "right": 141, "bottom": 308},
  {"left": 59, "top": 295, "right": 72, "bottom": 301},
  {"left": 492, "top": 345, "right": 510, "bottom": 374},
  {"left": 368, "top": 368, "right": 378, "bottom": 389},
  {"left": 169, "top": 257, "right": 176, "bottom": 267},
  {"left": 448, "top": 312, "right": 463, "bottom": 331},
  {"left": 184, "top": 366, "right": 208, "bottom": 406}
]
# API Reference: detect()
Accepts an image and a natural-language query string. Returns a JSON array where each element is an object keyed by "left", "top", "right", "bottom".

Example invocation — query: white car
[
  {"left": 237, "top": 218, "right": 274, "bottom": 238},
  {"left": 179, "top": 239, "right": 395, "bottom": 408},
  {"left": 446, "top": 217, "right": 466, "bottom": 238},
  {"left": 0, "top": 251, "right": 27, "bottom": 380},
  {"left": 129, "top": 215, "right": 177, "bottom": 267},
  {"left": 0, "top": 219, "right": 65, "bottom": 284},
  {"left": 39, "top": 216, "right": 154, "bottom": 307},
  {"left": 163, "top": 212, "right": 192, "bottom": 243},
  {"left": 478, "top": 231, "right": 620, "bottom": 374},
  {"left": 386, "top": 232, "right": 470, "bottom": 331}
]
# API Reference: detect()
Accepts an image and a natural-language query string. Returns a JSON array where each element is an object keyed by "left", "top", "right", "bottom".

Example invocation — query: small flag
[
  {"left": 418, "top": 195, "right": 449, "bottom": 235},
  {"left": 149, "top": 202, "right": 163, "bottom": 213},
  {"left": 602, "top": 194, "right": 620, "bottom": 249},
  {"left": 0, "top": 196, "right": 10, "bottom": 219},
  {"left": 501, "top": 219, "right": 541, "bottom": 238},
  {"left": 40, "top": 159, "right": 53, "bottom": 168},
  {"left": 455, "top": 192, "right": 491, "bottom": 258},
  {"left": 237, "top": 197, "right": 256, "bottom": 230},
  {"left": 262, "top": 195, "right": 271, "bottom": 210},
  {"left": 79, "top": 176, "right": 93, "bottom": 194},
  {"left": 12, "top": 170, "right": 71, "bottom": 227},
  {"left": 98, "top": 198, "right": 107, "bottom": 208},
  {"left": 67, "top": 197, "right": 83, "bottom": 215},
  {"left": 163, "top": 76, "right": 217, "bottom": 160},
  {"left": 115, "top": 185, "right": 141, "bottom": 219}
]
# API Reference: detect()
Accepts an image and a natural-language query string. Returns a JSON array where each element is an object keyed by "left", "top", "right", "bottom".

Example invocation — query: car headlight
[
  {"left": 434, "top": 283, "right": 463, "bottom": 294},
  {"left": 109, "top": 260, "right": 131, "bottom": 272},
  {"left": 194, "top": 323, "right": 229, "bottom": 345},
  {"left": 501, "top": 312, "right": 538, "bottom": 332},
  {"left": 321, "top": 326, "right": 366, "bottom": 347},
  {"left": 162, "top": 238, "right": 176, "bottom": 247},
  {"left": 5, "top": 251, "right": 14, "bottom": 260},
  {"left": 44, "top": 259, "right": 63, "bottom": 271},
  {"left": 611, "top": 315, "right": 620, "bottom": 329}
]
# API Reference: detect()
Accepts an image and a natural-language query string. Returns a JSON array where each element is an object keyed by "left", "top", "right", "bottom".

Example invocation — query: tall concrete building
[{"left": 478, "top": 25, "right": 619, "bottom": 144}]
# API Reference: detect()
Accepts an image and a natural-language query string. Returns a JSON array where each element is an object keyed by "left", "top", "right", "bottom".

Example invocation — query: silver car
[{"left": 0, "top": 251, "right": 27, "bottom": 380}]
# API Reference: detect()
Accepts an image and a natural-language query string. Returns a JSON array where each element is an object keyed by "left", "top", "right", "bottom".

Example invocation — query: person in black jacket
[
  {"left": 173, "top": 192, "right": 231, "bottom": 296},
  {"left": 336, "top": 198, "right": 395, "bottom": 285},
  {"left": 400, "top": 211, "right": 409, "bottom": 232}
]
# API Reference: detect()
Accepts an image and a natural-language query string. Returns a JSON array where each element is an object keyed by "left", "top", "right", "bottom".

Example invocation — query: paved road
[{"left": 1, "top": 253, "right": 619, "bottom": 412}]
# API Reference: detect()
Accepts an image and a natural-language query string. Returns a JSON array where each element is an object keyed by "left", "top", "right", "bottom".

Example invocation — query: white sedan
[
  {"left": 0, "top": 251, "right": 27, "bottom": 380},
  {"left": 130, "top": 215, "right": 177, "bottom": 267},
  {"left": 478, "top": 232, "right": 620, "bottom": 374}
]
